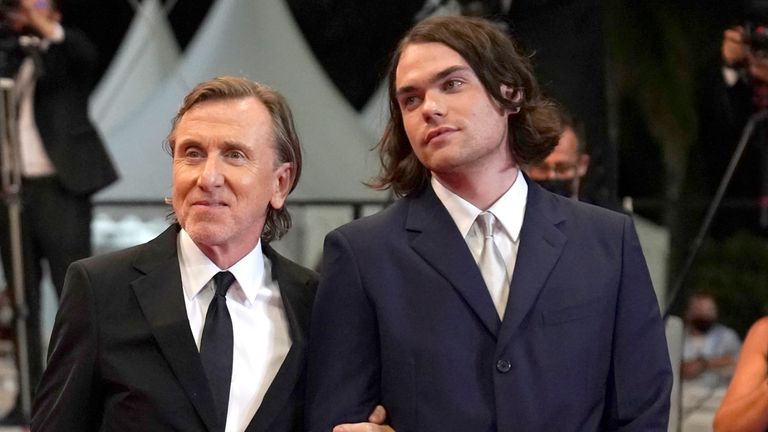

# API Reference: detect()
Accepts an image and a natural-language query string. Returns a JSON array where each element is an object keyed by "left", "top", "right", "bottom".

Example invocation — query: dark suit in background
[
  {"left": 31, "top": 225, "right": 316, "bottom": 431},
  {"left": 0, "top": 24, "right": 117, "bottom": 394}
]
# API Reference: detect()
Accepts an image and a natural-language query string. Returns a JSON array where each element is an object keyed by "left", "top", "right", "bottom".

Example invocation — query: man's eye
[
  {"left": 401, "top": 96, "right": 420, "bottom": 109},
  {"left": 184, "top": 148, "right": 203, "bottom": 158},
  {"left": 445, "top": 79, "right": 463, "bottom": 90},
  {"left": 225, "top": 150, "right": 246, "bottom": 160}
]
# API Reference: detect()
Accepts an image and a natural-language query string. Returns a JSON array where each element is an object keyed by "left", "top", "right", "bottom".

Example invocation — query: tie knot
[
  {"left": 212, "top": 271, "right": 235, "bottom": 297},
  {"left": 477, "top": 212, "right": 496, "bottom": 238}
]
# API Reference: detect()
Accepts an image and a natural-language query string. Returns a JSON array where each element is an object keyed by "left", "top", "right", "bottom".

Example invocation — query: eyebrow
[{"left": 395, "top": 65, "right": 472, "bottom": 98}]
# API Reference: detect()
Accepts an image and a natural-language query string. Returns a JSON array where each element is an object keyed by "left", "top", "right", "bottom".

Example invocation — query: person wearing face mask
[
  {"left": 526, "top": 110, "right": 589, "bottom": 200},
  {"left": 681, "top": 292, "right": 741, "bottom": 388}
]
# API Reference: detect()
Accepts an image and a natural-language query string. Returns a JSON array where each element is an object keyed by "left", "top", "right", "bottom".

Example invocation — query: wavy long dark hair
[{"left": 371, "top": 16, "right": 563, "bottom": 197}]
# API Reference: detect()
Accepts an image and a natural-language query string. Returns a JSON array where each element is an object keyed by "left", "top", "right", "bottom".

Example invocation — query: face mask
[
  {"left": 690, "top": 318, "right": 715, "bottom": 333},
  {"left": 536, "top": 179, "right": 576, "bottom": 198}
]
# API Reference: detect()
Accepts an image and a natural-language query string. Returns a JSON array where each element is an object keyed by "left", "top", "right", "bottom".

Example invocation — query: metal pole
[{"left": 0, "top": 77, "right": 30, "bottom": 420}]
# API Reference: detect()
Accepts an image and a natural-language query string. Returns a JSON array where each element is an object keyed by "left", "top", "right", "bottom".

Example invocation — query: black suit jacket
[
  {"left": 32, "top": 224, "right": 318, "bottom": 431},
  {"left": 34, "top": 26, "right": 117, "bottom": 195}
]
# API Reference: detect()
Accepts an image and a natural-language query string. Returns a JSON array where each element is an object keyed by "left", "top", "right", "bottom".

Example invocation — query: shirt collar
[
  {"left": 431, "top": 168, "right": 527, "bottom": 242},
  {"left": 178, "top": 229, "right": 265, "bottom": 304}
]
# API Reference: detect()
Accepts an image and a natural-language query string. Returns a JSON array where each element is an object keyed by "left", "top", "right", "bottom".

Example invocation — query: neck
[
  {"left": 198, "top": 239, "right": 260, "bottom": 270},
  {"left": 433, "top": 165, "right": 519, "bottom": 210}
]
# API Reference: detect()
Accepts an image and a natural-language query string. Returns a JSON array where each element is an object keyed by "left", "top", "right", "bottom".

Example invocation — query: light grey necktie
[{"left": 476, "top": 212, "right": 509, "bottom": 318}]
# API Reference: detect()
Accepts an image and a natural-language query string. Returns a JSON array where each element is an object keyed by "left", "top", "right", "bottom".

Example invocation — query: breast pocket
[{"left": 540, "top": 298, "right": 608, "bottom": 326}]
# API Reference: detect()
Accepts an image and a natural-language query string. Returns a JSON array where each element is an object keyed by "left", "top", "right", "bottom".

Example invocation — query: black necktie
[{"left": 200, "top": 271, "right": 236, "bottom": 426}]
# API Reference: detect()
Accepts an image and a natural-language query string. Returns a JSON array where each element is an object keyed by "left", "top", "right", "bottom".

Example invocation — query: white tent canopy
[
  {"left": 94, "top": 0, "right": 385, "bottom": 202},
  {"left": 89, "top": 0, "right": 180, "bottom": 138}
]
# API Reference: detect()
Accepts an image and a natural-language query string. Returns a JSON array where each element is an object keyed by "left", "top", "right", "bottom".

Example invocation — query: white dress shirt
[
  {"left": 431, "top": 169, "right": 528, "bottom": 311},
  {"left": 178, "top": 229, "right": 291, "bottom": 432},
  {"left": 16, "top": 24, "right": 64, "bottom": 177}
]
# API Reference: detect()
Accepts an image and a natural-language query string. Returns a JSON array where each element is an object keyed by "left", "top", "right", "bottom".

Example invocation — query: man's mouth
[{"left": 425, "top": 127, "right": 456, "bottom": 144}]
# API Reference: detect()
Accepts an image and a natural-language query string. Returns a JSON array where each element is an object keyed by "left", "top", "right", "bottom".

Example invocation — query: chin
[{"left": 184, "top": 218, "right": 230, "bottom": 242}]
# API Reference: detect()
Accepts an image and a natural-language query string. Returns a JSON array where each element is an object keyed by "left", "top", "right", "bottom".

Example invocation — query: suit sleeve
[
  {"left": 56, "top": 27, "right": 100, "bottom": 87},
  {"left": 604, "top": 216, "right": 673, "bottom": 430},
  {"left": 306, "top": 229, "right": 381, "bottom": 431},
  {"left": 32, "top": 262, "right": 102, "bottom": 431}
]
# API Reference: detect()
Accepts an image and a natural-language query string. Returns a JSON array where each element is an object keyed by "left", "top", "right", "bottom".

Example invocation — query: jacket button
[{"left": 496, "top": 359, "right": 511, "bottom": 373}]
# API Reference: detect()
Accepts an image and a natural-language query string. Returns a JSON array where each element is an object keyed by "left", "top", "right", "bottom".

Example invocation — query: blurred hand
[
  {"left": 332, "top": 405, "right": 395, "bottom": 432},
  {"left": 723, "top": 26, "right": 748, "bottom": 67},
  {"left": 15, "top": 0, "right": 60, "bottom": 40}
]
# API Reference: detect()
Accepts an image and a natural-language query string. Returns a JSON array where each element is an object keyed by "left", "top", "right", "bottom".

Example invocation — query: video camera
[
  {"left": 746, "top": 22, "right": 768, "bottom": 59},
  {"left": 746, "top": 0, "right": 768, "bottom": 58}
]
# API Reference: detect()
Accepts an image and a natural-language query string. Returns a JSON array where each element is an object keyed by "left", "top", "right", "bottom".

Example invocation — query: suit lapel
[
  {"left": 245, "top": 245, "right": 316, "bottom": 432},
  {"left": 407, "top": 186, "right": 501, "bottom": 337},
  {"left": 131, "top": 225, "right": 219, "bottom": 432},
  {"left": 497, "top": 179, "right": 567, "bottom": 348}
]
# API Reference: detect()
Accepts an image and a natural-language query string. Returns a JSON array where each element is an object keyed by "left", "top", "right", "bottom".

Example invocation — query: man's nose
[
  {"left": 545, "top": 168, "right": 558, "bottom": 180},
  {"left": 198, "top": 155, "right": 224, "bottom": 189},
  {"left": 422, "top": 91, "right": 445, "bottom": 121}
]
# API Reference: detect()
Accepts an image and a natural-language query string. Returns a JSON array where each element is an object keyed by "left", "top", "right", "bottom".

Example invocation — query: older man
[{"left": 31, "top": 76, "right": 389, "bottom": 432}]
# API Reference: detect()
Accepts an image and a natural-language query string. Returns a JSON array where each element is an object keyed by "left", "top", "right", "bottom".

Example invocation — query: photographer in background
[
  {"left": 695, "top": 9, "right": 768, "bottom": 239},
  {"left": 722, "top": 24, "right": 768, "bottom": 96},
  {"left": 0, "top": 0, "right": 117, "bottom": 419}
]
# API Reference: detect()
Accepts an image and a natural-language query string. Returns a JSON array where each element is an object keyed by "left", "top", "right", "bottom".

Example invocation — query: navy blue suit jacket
[{"left": 307, "top": 177, "right": 672, "bottom": 431}]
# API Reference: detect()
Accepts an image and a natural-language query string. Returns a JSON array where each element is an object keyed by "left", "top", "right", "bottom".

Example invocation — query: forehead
[
  {"left": 689, "top": 296, "right": 717, "bottom": 313},
  {"left": 395, "top": 42, "right": 474, "bottom": 87},
  {"left": 547, "top": 127, "right": 580, "bottom": 161},
  {"left": 174, "top": 97, "right": 273, "bottom": 144}
]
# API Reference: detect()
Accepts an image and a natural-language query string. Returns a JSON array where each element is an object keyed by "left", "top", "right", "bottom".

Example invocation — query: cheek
[
  {"left": 171, "top": 168, "right": 197, "bottom": 203},
  {"left": 239, "top": 170, "right": 276, "bottom": 202},
  {"left": 171, "top": 182, "right": 186, "bottom": 214},
  {"left": 171, "top": 170, "right": 191, "bottom": 194},
  {"left": 401, "top": 115, "right": 419, "bottom": 142}
]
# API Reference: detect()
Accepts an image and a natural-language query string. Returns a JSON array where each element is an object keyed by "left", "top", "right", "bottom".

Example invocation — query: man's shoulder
[
  {"left": 74, "top": 224, "right": 178, "bottom": 273},
  {"left": 538, "top": 188, "right": 630, "bottom": 227},
  {"left": 334, "top": 196, "right": 410, "bottom": 237},
  {"left": 75, "top": 240, "right": 149, "bottom": 271},
  {"left": 711, "top": 323, "right": 741, "bottom": 340}
]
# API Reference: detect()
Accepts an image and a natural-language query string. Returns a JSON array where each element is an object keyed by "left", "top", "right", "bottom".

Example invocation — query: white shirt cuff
[{"left": 722, "top": 66, "right": 739, "bottom": 87}]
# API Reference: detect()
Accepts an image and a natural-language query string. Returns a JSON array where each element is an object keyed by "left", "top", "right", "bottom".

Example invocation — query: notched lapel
[
  {"left": 406, "top": 187, "right": 501, "bottom": 337},
  {"left": 497, "top": 185, "right": 567, "bottom": 348},
  {"left": 131, "top": 225, "right": 219, "bottom": 432}
]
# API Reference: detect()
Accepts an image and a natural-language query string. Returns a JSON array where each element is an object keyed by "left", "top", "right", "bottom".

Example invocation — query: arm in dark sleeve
[
  {"left": 32, "top": 261, "right": 102, "bottom": 431},
  {"left": 42, "top": 26, "right": 100, "bottom": 90},
  {"left": 604, "top": 216, "right": 673, "bottom": 430},
  {"left": 306, "top": 229, "right": 381, "bottom": 431}
]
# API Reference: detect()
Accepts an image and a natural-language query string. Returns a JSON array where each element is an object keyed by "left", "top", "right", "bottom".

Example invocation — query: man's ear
[
  {"left": 577, "top": 154, "right": 590, "bottom": 178},
  {"left": 269, "top": 162, "right": 293, "bottom": 210},
  {"left": 501, "top": 85, "right": 524, "bottom": 114}
]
